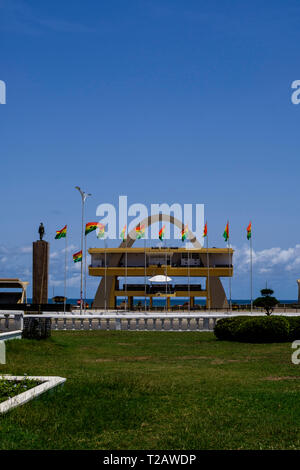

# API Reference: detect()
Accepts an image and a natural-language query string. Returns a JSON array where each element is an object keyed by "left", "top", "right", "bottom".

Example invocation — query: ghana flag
[
  {"left": 223, "top": 222, "right": 229, "bottom": 242},
  {"left": 85, "top": 222, "right": 98, "bottom": 236},
  {"left": 135, "top": 223, "right": 145, "bottom": 239},
  {"left": 73, "top": 250, "right": 82, "bottom": 263},
  {"left": 120, "top": 225, "right": 127, "bottom": 241},
  {"left": 97, "top": 223, "right": 105, "bottom": 239},
  {"left": 203, "top": 222, "right": 207, "bottom": 238},
  {"left": 247, "top": 222, "right": 252, "bottom": 240},
  {"left": 159, "top": 225, "right": 165, "bottom": 241},
  {"left": 55, "top": 225, "right": 67, "bottom": 239},
  {"left": 181, "top": 224, "right": 188, "bottom": 242}
]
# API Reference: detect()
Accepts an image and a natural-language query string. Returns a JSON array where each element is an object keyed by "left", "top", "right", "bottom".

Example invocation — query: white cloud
[
  {"left": 19, "top": 245, "right": 32, "bottom": 254},
  {"left": 0, "top": 245, "right": 9, "bottom": 255},
  {"left": 234, "top": 243, "right": 300, "bottom": 275},
  {"left": 258, "top": 267, "right": 272, "bottom": 274}
]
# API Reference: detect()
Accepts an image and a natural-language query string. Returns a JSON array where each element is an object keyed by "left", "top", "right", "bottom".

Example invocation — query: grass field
[{"left": 1, "top": 331, "right": 300, "bottom": 450}]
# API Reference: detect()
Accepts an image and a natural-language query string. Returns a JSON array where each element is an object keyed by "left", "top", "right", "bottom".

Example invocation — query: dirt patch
[
  {"left": 211, "top": 358, "right": 250, "bottom": 365},
  {"left": 93, "top": 356, "right": 152, "bottom": 363},
  {"left": 176, "top": 356, "right": 213, "bottom": 360},
  {"left": 263, "top": 376, "right": 300, "bottom": 381},
  {"left": 95, "top": 358, "right": 113, "bottom": 362},
  {"left": 121, "top": 356, "right": 151, "bottom": 361}
]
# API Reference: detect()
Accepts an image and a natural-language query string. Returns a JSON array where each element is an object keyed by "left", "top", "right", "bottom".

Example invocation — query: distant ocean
[{"left": 33, "top": 298, "right": 299, "bottom": 307}]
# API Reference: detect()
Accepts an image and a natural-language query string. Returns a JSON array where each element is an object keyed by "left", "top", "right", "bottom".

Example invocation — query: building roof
[
  {"left": 0, "top": 278, "right": 29, "bottom": 289},
  {"left": 89, "top": 247, "right": 234, "bottom": 254}
]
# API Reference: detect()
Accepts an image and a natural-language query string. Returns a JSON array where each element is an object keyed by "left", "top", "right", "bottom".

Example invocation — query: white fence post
[
  {"left": 4, "top": 314, "right": 9, "bottom": 330},
  {"left": 203, "top": 317, "right": 210, "bottom": 330},
  {"left": 14, "top": 313, "right": 23, "bottom": 331},
  {"left": 0, "top": 341, "right": 6, "bottom": 364}
]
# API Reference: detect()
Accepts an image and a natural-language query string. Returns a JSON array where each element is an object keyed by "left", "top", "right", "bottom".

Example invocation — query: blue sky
[{"left": 1, "top": 0, "right": 300, "bottom": 299}]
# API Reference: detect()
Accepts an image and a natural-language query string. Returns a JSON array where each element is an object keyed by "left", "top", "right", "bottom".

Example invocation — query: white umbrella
[{"left": 149, "top": 275, "right": 172, "bottom": 283}]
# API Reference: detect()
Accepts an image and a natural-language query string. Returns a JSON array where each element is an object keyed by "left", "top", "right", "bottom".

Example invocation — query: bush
[
  {"left": 214, "top": 316, "right": 251, "bottom": 341},
  {"left": 214, "top": 316, "right": 290, "bottom": 343},
  {"left": 235, "top": 316, "right": 290, "bottom": 343},
  {"left": 287, "top": 317, "right": 300, "bottom": 341}
]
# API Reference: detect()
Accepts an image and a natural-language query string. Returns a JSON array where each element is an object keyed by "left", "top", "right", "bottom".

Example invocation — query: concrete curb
[{"left": 0, "top": 375, "right": 66, "bottom": 414}]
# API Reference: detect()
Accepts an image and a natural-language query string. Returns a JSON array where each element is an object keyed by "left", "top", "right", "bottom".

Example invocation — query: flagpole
[
  {"left": 75, "top": 187, "right": 91, "bottom": 315},
  {"left": 187, "top": 241, "right": 190, "bottom": 313},
  {"left": 144, "top": 234, "right": 147, "bottom": 313},
  {"left": 165, "top": 235, "right": 167, "bottom": 313},
  {"left": 125, "top": 232, "right": 128, "bottom": 312},
  {"left": 228, "top": 221, "right": 232, "bottom": 312},
  {"left": 250, "top": 230, "right": 253, "bottom": 314},
  {"left": 84, "top": 233, "right": 87, "bottom": 312},
  {"left": 64, "top": 234, "right": 67, "bottom": 314},
  {"left": 104, "top": 236, "right": 107, "bottom": 312},
  {"left": 80, "top": 198, "right": 84, "bottom": 314},
  {"left": 206, "top": 227, "right": 210, "bottom": 311}
]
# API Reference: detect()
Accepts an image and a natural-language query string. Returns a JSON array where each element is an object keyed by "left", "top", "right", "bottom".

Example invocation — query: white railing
[
  {"left": 1, "top": 311, "right": 300, "bottom": 333},
  {"left": 48, "top": 314, "right": 219, "bottom": 332},
  {"left": 0, "top": 312, "right": 220, "bottom": 332},
  {"left": 0, "top": 313, "right": 23, "bottom": 332}
]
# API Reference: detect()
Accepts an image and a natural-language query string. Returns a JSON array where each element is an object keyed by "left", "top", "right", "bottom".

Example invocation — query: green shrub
[
  {"left": 214, "top": 316, "right": 251, "bottom": 340},
  {"left": 287, "top": 317, "right": 300, "bottom": 341},
  {"left": 235, "top": 316, "right": 290, "bottom": 343},
  {"left": 214, "top": 316, "right": 290, "bottom": 343}
]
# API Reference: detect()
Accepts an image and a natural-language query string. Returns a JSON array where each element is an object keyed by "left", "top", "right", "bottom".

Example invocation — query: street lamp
[{"left": 75, "top": 186, "right": 91, "bottom": 314}]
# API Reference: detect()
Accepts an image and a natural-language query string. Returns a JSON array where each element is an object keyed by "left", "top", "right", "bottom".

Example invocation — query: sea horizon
[{"left": 29, "top": 298, "right": 299, "bottom": 306}]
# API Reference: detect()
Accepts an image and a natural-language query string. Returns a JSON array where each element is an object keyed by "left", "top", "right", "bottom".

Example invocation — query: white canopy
[{"left": 148, "top": 275, "right": 172, "bottom": 283}]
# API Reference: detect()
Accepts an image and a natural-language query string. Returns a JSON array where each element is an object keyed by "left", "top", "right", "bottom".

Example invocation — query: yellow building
[{"left": 88, "top": 214, "right": 233, "bottom": 310}]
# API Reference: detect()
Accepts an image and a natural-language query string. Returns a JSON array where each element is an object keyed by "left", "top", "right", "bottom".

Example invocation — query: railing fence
[{"left": 1, "top": 311, "right": 300, "bottom": 333}]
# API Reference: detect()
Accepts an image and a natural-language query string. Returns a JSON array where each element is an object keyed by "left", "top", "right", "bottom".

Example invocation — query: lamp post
[{"left": 75, "top": 186, "right": 91, "bottom": 314}]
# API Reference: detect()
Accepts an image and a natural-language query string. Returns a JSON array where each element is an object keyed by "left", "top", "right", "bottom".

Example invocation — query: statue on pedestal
[{"left": 38, "top": 223, "right": 45, "bottom": 241}]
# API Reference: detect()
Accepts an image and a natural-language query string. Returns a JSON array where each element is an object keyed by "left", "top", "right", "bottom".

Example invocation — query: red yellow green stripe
[
  {"left": 135, "top": 223, "right": 145, "bottom": 239},
  {"left": 247, "top": 222, "right": 252, "bottom": 240},
  {"left": 55, "top": 225, "right": 67, "bottom": 239},
  {"left": 120, "top": 225, "right": 127, "bottom": 241},
  {"left": 159, "top": 225, "right": 165, "bottom": 241},
  {"left": 85, "top": 222, "right": 98, "bottom": 236},
  {"left": 181, "top": 224, "right": 188, "bottom": 242},
  {"left": 223, "top": 222, "right": 229, "bottom": 242},
  {"left": 73, "top": 250, "right": 82, "bottom": 263},
  {"left": 97, "top": 223, "right": 105, "bottom": 239},
  {"left": 203, "top": 222, "right": 207, "bottom": 238}
]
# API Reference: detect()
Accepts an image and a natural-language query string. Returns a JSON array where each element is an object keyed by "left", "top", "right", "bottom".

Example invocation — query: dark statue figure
[{"left": 38, "top": 222, "right": 45, "bottom": 241}]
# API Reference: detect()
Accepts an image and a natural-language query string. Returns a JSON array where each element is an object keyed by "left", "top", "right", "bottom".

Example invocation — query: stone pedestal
[
  {"left": 22, "top": 317, "right": 51, "bottom": 339},
  {"left": 32, "top": 240, "right": 49, "bottom": 305}
]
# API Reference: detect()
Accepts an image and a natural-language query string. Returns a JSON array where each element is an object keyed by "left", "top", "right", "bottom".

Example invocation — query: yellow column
[{"left": 110, "top": 276, "right": 117, "bottom": 309}]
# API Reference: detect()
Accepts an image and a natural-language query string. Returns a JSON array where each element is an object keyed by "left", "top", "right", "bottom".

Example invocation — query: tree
[{"left": 253, "top": 288, "right": 279, "bottom": 315}]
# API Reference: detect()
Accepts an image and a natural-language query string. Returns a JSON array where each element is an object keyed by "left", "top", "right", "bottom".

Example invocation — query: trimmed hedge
[
  {"left": 287, "top": 317, "right": 300, "bottom": 341},
  {"left": 214, "top": 315, "right": 297, "bottom": 343},
  {"left": 213, "top": 316, "right": 250, "bottom": 341}
]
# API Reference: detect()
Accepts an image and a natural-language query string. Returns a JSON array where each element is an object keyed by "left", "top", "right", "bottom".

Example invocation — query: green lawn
[{"left": 1, "top": 331, "right": 300, "bottom": 450}]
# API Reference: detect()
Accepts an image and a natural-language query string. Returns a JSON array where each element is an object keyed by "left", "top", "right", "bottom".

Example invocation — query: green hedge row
[{"left": 214, "top": 316, "right": 300, "bottom": 343}]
